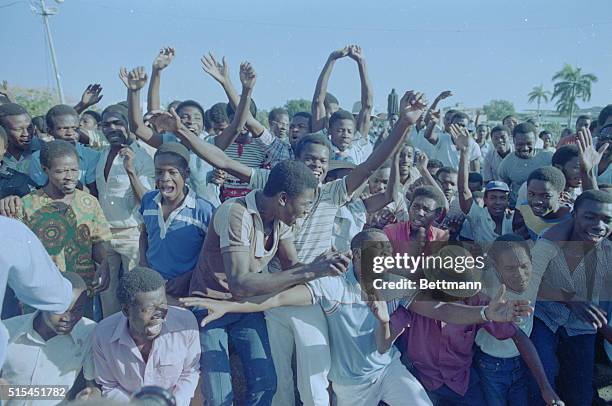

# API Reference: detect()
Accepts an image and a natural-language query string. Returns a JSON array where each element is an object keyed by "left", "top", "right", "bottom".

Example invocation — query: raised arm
[
  {"left": 121, "top": 67, "right": 164, "bottom": 148},
  {"left": 213, "top": 62, "right": 255, "bottom": 150},
  {"left": 201, "top": 53, "right": 266, "bottom": 137},
  {"left": 74, "top": 84, "right": 103, "bottom": 114},
  {"left": 222, "top": 249, "right": 350, "bottom": 300},
  {"left": 311, "top": 46, "right": 349, "bottom": 132},
  {"left": 413, "top": 150, "right": 448, "bottom": 209},
  {"left": 349, "top": 46, "right": 373, "bottom": 139},
  {"left": 148, "top": 47, "right": 176, "bottom": 112},
  {"left": 180, "top": 284, "right": 314, "bottom": 327},
  {"left": 362, "top": 151, "right": 400, "bottom": 213},
  {"left": 577, "top": 127, "right": 607, "bottom": 191},
  {"left": 345, "top": 91, "right": 427, "bottom": 196},
  {"left": 454, "top": 124, "right": 473, "bottom": 214},
  {"left": 152, "top": 108, "right": 253, "bottom": 182}
]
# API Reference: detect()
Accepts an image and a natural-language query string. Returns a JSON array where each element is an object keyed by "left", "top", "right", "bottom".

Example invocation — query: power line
[{"left": 0, "top": 0, "right": 25, "bottom": 9}]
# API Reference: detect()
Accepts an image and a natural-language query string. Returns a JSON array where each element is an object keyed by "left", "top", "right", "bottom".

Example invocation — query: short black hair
[
  {"left": 83, "top": 110, "right": 102, "bottom": 123},
  {"left": 46, "top": 104, "right": 79, "bottom": 131},
  {"left": 40, "top": 139, "right": 78, "bottom": 169},
  {"left": 526, "top": 166, "right": 566, "bottom": 192},
  {"left": 468, "top": 172, "right": 483, "bottom": 186},
  {"left": 444, "top": 109, "right": 459, "bottom": 120},
  {"left": 329, "top": 109, "right": 355, "bottom": 129},
  {"left": 209, "top": 102, "right": 229, "bottom": 125},
  {"left": 476, "top": 124, "right": 490, "bottom": 131},
  {"left": 503, "top": 114, "right": 517, "bottom": 122},
  {"left": 491, "top": 125, "right": 511, "bottom": 137},
  {"left": 487, "top": 233, "right": 531, "bottom": 261},
  {"left": 269, "top": 108, "right": 289, "bottom": 123},
  {"left": 412, "top": 185, "right": 447, "bottom": 210},
  {"left": 226, "top": 98, "right": 257, "bottom": 119},
  {"left": 176, "top": 100, "right": 205, "bottom": 119},
  {"left": 263, "top": 160, "right": 318, "bottom": 198},
  {"left": 576, "top": 115, "right": 591, "bottom": 125},
  {"left": 512, "top": 122, "right": 536, "bottom": 138},
  {"left": 539, "top": 130, "right": 552, "bottom": 139},
  {"left": 324, "top": 93, "right": 338, "bottom": 106},
  {"left": 574, "top": 189, "right": 612, "bottom": 212},
  {"left": 427, "top": 159, "right": 444, "bottom": 170},
  {"left": 32, "top": 115, "right": 48, "bottom": 133},
  {"left": 0, "top": 103, "right": 29, "bottom": 128},
  {"left": 451, "top": 112, "right": 469, "bottom": 123},
  {"left": 350, "top": 228, "right": 388, "bottom": 251},
  {"left": 552, "top": 145, "right": 580, "bottom": 167},
  {"left": 294, "top": 133, "right": 333, "bottom": 159},
  {"left": 598, "top": 105, "right": 612, "bottom": 127},
  {"left": 436, "top": 166, "right": 458, "bottom": 179},
  {"left": 292, "top": 111, "right": 312, "bottom": 129},
  {"left": 117, "top": 266, "right": 165, "bottom": 306}
]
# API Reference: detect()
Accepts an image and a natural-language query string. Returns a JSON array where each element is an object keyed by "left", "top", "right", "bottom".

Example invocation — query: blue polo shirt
[
  {"left": 29, "top": 143, "right": 100, "bottom": 187},
  {"left": 139, "top": 188, "right": 214, "bottom": 280}
]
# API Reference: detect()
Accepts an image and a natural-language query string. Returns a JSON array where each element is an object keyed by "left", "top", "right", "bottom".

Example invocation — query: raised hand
[
  {"left": 449, "top": 123, "right": 470, "bottom": 151},
  {"left": 239, "top": 62, "right": 256, "bottom": 89},
  {"left": 577, "top": 127, "right": 608, "bottom": 174},
  {"left": 368, "top": 300, "right": 390, "bottom": 324},
  {"left": 348, "top": 45, "right": 365, "bottom": 63},
  {"left": 125, "top": 67, "right": 148, "bottom": 91},
  {"left": 179, "top": 296, "right": 231, "bottom": 327},
  {"left": 399, "top": 91, "right": 428, "bottom": 125},
  {"left": 201, "top": 52, "right": 230, "bottom": 85},
  {"left": 148, "top": 109, "right": 181, "bottom": 135},
  {"left": 415, "top": 151, "right": 429, "bottom": 173},
  {"left": 436, "top": 90, "right": 453, "bottom": 101},
  {"left": 80, "top": 84, "right": 103, "bottom": 108},
  {"left": 311, "top": 249, "right": 352, "bottom": 277},
  {"left": 329, "top": 46, "right": 350, "bottom": 60},
  {"left": 485, "top": 284, "right": 534, "bottom": 323},
  {"left": 152, "top": 46, "right": 176, "bottom": 71},
  {"left": 119, "top": 147, "right": 135, "bottom": 174}
]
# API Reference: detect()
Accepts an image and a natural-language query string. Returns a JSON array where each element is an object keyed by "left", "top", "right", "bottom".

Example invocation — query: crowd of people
[{"left": 0, "top": 44, "right": 611, "bottom": 406}]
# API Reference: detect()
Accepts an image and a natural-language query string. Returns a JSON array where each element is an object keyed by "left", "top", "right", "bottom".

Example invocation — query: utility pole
[{"left": 35, "top": 0, "right": 65, "bottom": 103}]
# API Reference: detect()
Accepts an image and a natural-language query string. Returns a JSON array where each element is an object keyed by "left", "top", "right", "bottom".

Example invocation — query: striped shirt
[
  {"left": 249, "top": 168, "right": 352, "bottom": 266},
  {"left": 139, "top": 188, "right": 214, "bottom": 280},
  {"left": 255, "top": 129, "right": 293, "bottom": 167},
  {"left": 534, "top": 238, "right": 612, "bottom": 336},
  {"left": 220, "top": 136, "right": 268, "bottom": 201}
]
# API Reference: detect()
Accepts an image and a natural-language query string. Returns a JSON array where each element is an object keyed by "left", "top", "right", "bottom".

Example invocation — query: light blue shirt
[
  {"left": 306, "top": 266, "right": 405, "bottom": 385},
  {"left": 29, "top": 143, "right": 100, "bottom": 187}
]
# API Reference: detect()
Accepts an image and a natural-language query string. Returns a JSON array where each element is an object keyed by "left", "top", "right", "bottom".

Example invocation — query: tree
[
  {"left": 284, "top": 99, "right": 311, "bottom": 118},
  {"left": 9, "top": 85, "right": 59, "bottom": 117},
  {"left": 527, "top": 85, "right": 551, "bottom": 120},
  {"left": 256, "top": 110, "right": 269, "bottom": 128},
  {"left": 482, "top": 100, "right": 516, "bottom": 121},
  {"left": 551, "top": 64, "right": 598, "bottom": 127}
]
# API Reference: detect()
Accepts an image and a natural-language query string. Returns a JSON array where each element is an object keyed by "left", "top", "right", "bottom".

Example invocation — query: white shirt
[
  {"left": 430, "top": 132, "right": 481, "bottom": 168},
  {"left": 333, "top": 200, "right": 367, "bottom": 252},
  {"left": 2, "top": 313, "right": 96, "bottom": 406},
  {"left": 0, "top": 217, "right": 73, "bottom": 367},
  {"left": 463, "top": 202, "right": 514, "bottom": 249},
  {"left": 95, "top": 142, "right": 155, "bottom": 229}
]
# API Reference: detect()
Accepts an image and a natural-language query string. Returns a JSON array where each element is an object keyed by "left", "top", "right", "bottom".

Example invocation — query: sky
[{"left": 1, "top": 0, "right": 611, "bottom": 114}]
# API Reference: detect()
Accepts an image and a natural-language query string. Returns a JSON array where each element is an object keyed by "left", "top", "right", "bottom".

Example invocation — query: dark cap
[{"left": 155, "top": 142, "right": 190, "bottom": 163}]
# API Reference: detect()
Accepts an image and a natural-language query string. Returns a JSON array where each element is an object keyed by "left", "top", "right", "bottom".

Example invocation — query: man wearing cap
[
  {"left": 457, "top": 135, "right": 513, "bottom": 248},
  {"left": 139, "top": 142, "right": 214, "bottom": 300},
  {"left": 96, "top": 104, "right": 155, "bottom": 317}
]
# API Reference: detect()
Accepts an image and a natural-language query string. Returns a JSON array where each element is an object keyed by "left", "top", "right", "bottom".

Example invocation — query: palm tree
[
  {"left": 551, "top": 64, "right": 598, "bottom": 127},
  {"left": 527, "top": 85, "right": 550, "bottom": 120}
]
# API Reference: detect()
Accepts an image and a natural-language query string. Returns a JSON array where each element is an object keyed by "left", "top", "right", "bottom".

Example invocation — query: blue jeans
[
  {"left": 197, "top": 311, "right": 276, "bottom": 406},
  {"left": 425, "top": 365, "right": 486, "bottom": 406},
  {"left": 528, "top": 317, "right": 595, "bottom": 406},
  {"left": 474, "top": 349, "right": 528, "bottom": 406}
]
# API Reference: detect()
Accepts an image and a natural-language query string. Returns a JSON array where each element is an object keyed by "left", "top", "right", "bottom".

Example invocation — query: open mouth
[
  {"left": 146, "top": 319, "right": 164, "bottom": 336},
  {"left": 585, "top": 231, "right": 605, "bottom": 242},
  {"left": 159, "top": 185, "right": 176, "bottom": 195}
]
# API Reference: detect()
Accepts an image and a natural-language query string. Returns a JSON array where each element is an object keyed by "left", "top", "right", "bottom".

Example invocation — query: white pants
[
  {"left": 100, "top": 227, "right": 140, "bottom": 317},
  {"left": 332, "top": 358, "right": 432, "bottom": 406},
  {"left": 265, "top": 304, "right": 331, "bottom": 406}
]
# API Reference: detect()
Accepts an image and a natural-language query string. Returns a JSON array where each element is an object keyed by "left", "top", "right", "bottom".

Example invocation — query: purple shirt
[
  {"left": 93, "top": 306, "right": 200, "bottom": 405},
  {"left": 390, "top": 293, "right": 517, "bottom": 396}
]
